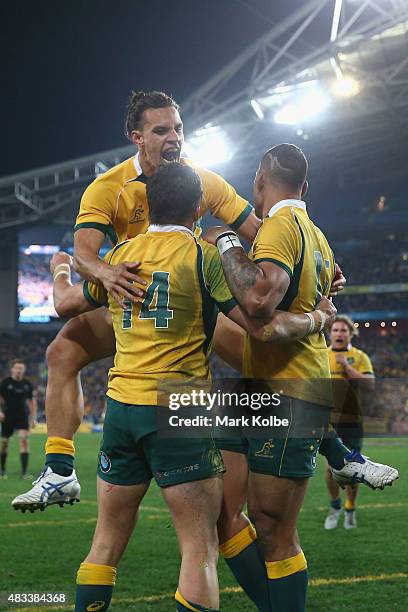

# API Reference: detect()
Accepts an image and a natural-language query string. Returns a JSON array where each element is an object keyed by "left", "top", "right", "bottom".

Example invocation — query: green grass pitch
[{"left": 0, "top": 434, "right": 407, "bottom": 611}]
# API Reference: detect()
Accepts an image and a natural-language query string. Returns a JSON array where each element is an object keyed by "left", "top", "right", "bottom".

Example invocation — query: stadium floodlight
[
  {"left": 250, "top": 99, "right": 265, "bottom": 120},
  {"left": 332, "top": 76, "right": 360, "bottom": 97},
  {"left": 274, "top": 87, "right": 330, "bottom": 126},
  {"left": 183, "top": 125, "right": 233, "bottom": 167}
]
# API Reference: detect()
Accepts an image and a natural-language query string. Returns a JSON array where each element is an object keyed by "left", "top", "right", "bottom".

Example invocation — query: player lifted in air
[
  {"left": 47, "top": 163, "right": 334, "bottom": 612},
  {"left": 0, "top": 360, "right": 37, "bottom": 479},
  {"left": 324, "top": 315, "right": 376, "bottom": 530},
  {"left": 14, "top": 90, "right": 349, "bottom": 513}
]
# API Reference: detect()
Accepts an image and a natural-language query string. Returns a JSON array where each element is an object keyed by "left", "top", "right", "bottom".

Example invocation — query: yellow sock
[
  {"left": 45, "top": 436, "right": 75, "bottom": 456},
  {"left": 345, "top": 499, "right": 355, "bottom": 511},
  {"left": 219, "top": 524, "right": 257, "bottom": 558},
  {"left": 77, "top": 562, "right": 116, "bottom": 586},
  {"left": 265, "top": 550, "right": 307, "bottom": 579},
  {"left": 175, "top": 589, "right": 200, "bottom": 611}
]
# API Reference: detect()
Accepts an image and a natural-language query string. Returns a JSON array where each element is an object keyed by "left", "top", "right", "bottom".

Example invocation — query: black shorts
[{"left": 1, "top": 413, "right": 29, "bottom": 438}]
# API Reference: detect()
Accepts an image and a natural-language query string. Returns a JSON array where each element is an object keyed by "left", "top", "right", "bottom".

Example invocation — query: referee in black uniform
[{"left": 0, "top": 359, "right": 37, "bottom": 479}]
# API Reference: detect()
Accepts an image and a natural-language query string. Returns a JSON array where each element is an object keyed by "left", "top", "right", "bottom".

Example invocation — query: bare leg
[
  {"left": 18, "top": 430, "right": 29, "bottom": 454},
  {"left": 345, "top": 483, "right": 359, "bottom": 506},
  {"left": 85, "top": 477, "right": 150, "bottom": 566},
  {"left": 161, "top": 475, "right": 223, "bottom": 610},
  {"left": 217, "top": 450, "right": 249, "bottom": 542},
  {"left": 248, "top": 473, "right": 308, "bottom": 562},
  {"left": 248, "top": 473, "right": 309, "bottom": 612},
  {"left": 45, "top": 308, "right": 115, "bottom": 439}
]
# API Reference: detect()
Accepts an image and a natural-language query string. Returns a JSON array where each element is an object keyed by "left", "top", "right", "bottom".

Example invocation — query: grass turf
[{"left": 0, "top": 434, "right": 407, "bottom": 611}]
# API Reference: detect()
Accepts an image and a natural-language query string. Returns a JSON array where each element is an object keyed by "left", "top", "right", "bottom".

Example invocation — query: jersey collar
[
  {"left": 147, "top": 224, "right": 194, "bottom": 236},
  {"left": 133, "top": 153, "right": 143, "bottom": 177},
  {"left": 267, "top": 199, "right": 306, "bottom": 218},
  {"left": 330, "top": 344, "right": 352, "bottom": 352}
]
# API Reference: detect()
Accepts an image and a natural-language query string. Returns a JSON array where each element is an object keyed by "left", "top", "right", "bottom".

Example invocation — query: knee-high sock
[
  {"left": 20, "top": 452, "right": 29, "bottom": 475},
  {"left": 319, "top": 434, "right": 350, "bottom": 470},
  {"left": 75, "top": 562, "right": 116, "bottom": 612},
  {"left": 220, "top": 524, "right": 270, "bottom": 611},
  {"left": 175, "top": 589, "right": 219, "bottom": 611},
  {"left": 0, "top": 452, "right": 7, "bottom": 474},
  {"left": 45, "top": 437, "right": 75, "bottom": 476},
  {"left": 265, "top": 551, "right": 308, "bottom": 612}
]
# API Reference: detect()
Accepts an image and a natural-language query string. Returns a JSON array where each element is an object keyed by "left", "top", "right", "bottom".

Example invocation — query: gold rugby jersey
[
  {"left": 83, "top": 228, "right": 237, "bottom": 405},
  {"left": 242, "top": 200, "right": 335, "bottom": 405},
  {"left": 75, "top": 155, "right": 253, "bottom": 244},
  {"left": 329, "top": 345, "right": 374, "bottom": 424}
]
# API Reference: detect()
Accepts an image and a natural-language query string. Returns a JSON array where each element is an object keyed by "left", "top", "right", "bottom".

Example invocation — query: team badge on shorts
[
  {"left": 254, "top": 439, "right": 275, "bottom": 457},
  {"left": 99, "top": 451, "right": 111, "bottom": 474}
]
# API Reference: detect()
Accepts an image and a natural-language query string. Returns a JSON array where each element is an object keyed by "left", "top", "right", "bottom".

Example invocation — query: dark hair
[
  {"left": 147, "top": 163, "right": 203, "bottom": 225},
  {"left": 125, "top": 90, "right": 179, "bottom": 138},
  {"left": 261, "top": 143, "right": 308, "bottom": 190},
  {"left": 10, "top": 359, "right": 25, "bottom": 367}
]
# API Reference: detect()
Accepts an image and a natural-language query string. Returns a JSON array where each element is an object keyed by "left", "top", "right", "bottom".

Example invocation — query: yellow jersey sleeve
[
  {"left": 356, "top": 351, "right": 374, "bottom": 375},
  {"left": 196, "top": 166, "right": 253, "bottom": 230},
  {"left": 82, "top": 247, "right": 114, "bottom": 307},
  {"left": 201, "top": 242, "right": 237, "bottom": 314},
  {"left": 83, "top": 280, "right": 108, "bottom": 308},
  {"left": 74, "top": 179, "right": 119, "bottom": 244},
  {"left": 252, "top": 213, "right": 301, "bottom": 278}
]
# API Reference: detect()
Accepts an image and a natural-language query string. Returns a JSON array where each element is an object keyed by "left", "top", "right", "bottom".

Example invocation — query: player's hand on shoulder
[
  {"left": 99, "top": 261, "right": 147, "bottom": 308},
  {"left": 50, "top": 251, "right": 73, "bottom": 275},
  {"left": 202, "top": 226, "right": 229, "bottom": 246},
  {"left": 330, "top": 263, "right": 346, "bottom": 296},
  {"left": 315, "top": 296, "right": 337, "bottom": 329}
]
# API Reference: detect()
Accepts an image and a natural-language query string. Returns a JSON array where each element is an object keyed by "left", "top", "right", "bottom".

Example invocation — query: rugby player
[
  {"left": 45, "top": 163, "right": 335, "bottom": 612},
  {"left": 13, "top": 90, "right": 261, "bottom": 508},
  {"left": 324, "top": 315, "right": 375, "bottom": 530},
  {"left": 0, "top": 360, "right": 37, "bottom": 479},
  {"left": 14, "top": 90, "right": 346, "bottom": 512},
  {"left": 205, "top": 144, "right": 399, "bottom": 611}
]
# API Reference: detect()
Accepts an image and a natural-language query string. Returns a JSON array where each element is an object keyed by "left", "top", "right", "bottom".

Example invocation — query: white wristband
[
  {"left": 315, "top": 309, "right": 325, "bottom": 332},
  {"left": 216, "top": 232, "right": 243, "bottom": 256},
  {"left": 53, "top": 263, "right": 71, "bottom": 281},
  {"left": 304, "top": 312, "right": 315, "bottom": 336}
]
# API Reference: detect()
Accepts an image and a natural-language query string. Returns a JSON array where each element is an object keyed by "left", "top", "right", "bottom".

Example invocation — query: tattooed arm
[{"left": 220, "top": 246, "right": 290, "bottom": 320}]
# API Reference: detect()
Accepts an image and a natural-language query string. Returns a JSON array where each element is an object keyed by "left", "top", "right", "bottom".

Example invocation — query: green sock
[
  {"left": 319, "top": 435, "right": 350, "bottom": 470},
  {"left": 76, "top": 562, "right": 116, "bottom": 612},
  {"left": 75, "top": 584, "right": 113, "bottom": 612},
  {"left": 45, "top": 453, "right": 74, "bottom": 476},
  {"left": 220, "top": 525, "right": 270, "bottom": 611},
  {"left": 20, "top": 452, "right": 29, "bottom": 475},
  {"left": 265, "top": 552, "right": 308, "bottom": 612}
]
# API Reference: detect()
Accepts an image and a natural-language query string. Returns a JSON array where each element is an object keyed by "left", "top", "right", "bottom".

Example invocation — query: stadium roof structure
[{"left": 1, "top": 0, "right": 408, "bottom": 230}]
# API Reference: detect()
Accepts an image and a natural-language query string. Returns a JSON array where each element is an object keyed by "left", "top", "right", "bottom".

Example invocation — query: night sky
[{"left": 1, "top": 0, "right": 300, "bottom": 178}]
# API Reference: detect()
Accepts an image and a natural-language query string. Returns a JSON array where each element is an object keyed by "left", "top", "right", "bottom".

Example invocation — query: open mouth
[{"left": 161, "top": 149, "right": 180, "bottom": 163}]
